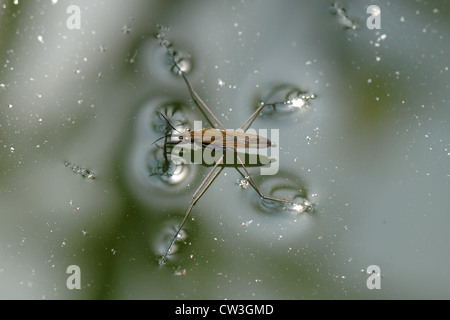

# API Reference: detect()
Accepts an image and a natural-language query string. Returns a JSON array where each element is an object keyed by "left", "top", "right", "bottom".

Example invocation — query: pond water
[{"left": 0, "top": 0, "right": 449, "bottom": 299}]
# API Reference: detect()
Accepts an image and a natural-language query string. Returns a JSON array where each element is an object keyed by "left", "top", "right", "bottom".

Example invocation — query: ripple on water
[
  {"left": 330, "top": 2, "right": 357, "bottom": 30},
  {"left": 147, "top": 101, "right": 197, "bottom": 188},
  {"left": 256, "top": 84, "right": 316, "bottom": 117},
  {"left": 125, "top": 97, "right": 201, "bottom": 212},
  {"left": 155, "top": 24, "right": 193, "bottom": 76},
  {"left": 154, "top": 221, "right": 188, "bottom": 262},
  {"left": 246, "top": 171, "right": 313, "bottom": 215}
]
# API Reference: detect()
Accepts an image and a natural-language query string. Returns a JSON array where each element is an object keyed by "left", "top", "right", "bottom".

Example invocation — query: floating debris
[
  {"left": 64, "top": 161, "right": 95, "bottom": 179},
  {"left": 174, "top": 268, "right": 187, "bottom": 276},
  {"left": 236, "top": 177, "right": 250, "bottom": 189}
]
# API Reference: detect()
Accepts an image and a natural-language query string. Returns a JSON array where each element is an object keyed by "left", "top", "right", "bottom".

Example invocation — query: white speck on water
[
  {"left": 122, "top": 24, "right": 132, "bottom": 34},
  {"left": 241, "top": 220, "right": 253, "bottom": 227},
  {"left": 37, "top": 35, "right": 44, "bottom": 44}
]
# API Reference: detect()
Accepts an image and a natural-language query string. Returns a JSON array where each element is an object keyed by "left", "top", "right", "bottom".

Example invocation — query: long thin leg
[
  {"left": 239, "top": 101, "right": 267, "bottom": 131},
  {"left": 158, "top": 28, "right": 225, "bottom": 129},
  {"left": 159, "top": 154, "right": 225, "bottom": 265},
  {"left": 179, "top": 72, "right": 226, "bottom": 130},
  {"left": 166, "top": 51, "right": 226, "bottom": 130},
  {"left": 239, "top": 100, "right": 292, "bottom": 131},
  {"left": 235, "top": 153, "right": 292, "bottom": 205}
]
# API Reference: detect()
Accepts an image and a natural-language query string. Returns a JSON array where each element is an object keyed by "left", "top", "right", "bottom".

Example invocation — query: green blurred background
[{"left": 0, "top": 0, "right": 449, "bottom": 299}]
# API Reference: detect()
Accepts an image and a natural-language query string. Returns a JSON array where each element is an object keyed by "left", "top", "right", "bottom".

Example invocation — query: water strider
[{"left": 154, "top": 26, "right": 312, "bottom": 265}]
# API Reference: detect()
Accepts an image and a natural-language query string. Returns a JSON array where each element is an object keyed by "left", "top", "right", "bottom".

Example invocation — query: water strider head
[
  {"left": 151, "top": 112, "right": 193, "bottom": 172},
  {"left": 151, "top": 112, "right": 190, "bottom": 145}
]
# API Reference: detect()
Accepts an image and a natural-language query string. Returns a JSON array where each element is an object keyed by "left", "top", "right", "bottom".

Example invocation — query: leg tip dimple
[{"left": 158, "top": 256, "right": 167, "bottom": 266}]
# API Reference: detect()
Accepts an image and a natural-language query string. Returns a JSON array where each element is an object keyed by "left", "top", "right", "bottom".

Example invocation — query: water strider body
[
  {"left": 155, "top": 27, "right": 312, "bottom": 265},
  {"left": 169, "top": 127, "right": 275, "bottom": 149}
]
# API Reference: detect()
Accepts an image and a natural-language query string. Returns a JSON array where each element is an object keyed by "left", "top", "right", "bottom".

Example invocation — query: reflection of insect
[{"left": 156, "top": 47, "right": 310, "bottom": 266}]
